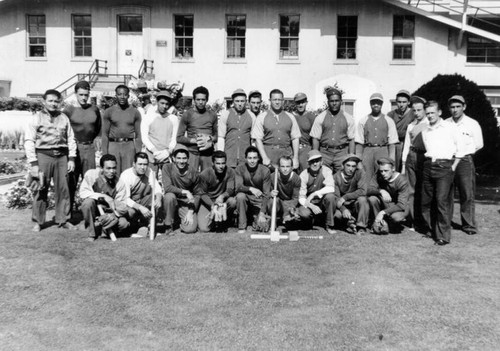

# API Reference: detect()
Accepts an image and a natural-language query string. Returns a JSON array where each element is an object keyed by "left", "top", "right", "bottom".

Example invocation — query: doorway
[{"left": 117, "top": 14, "right": 143, "bottom": 75}]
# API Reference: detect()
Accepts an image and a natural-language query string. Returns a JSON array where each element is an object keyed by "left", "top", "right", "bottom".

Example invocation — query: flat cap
[
  {"left": 410, "top": 95, "right": 426, "bottom": 105},
  {"left": 342, "top": 153, "right": 362, "bottom": 165},
  {"left": 307, "top": 150, "right": 323, "bottom": 162},
  {"left": 370, "top": 92, "right": 384, "bottom": 102},
  {"left": 294, "top": 92, "right": 308, "bottom": 102},
  {"left": 396, "top": 89, "right": 411, "bottom": 99},
  {"left": 248, "top": 90, "right": 262, "bottom": 99},
  {"left": 448, "top": 95, "right": 465, "bottom": 104},
  {"left": 156, "top": 90, "right": 172, "bottom": 100},
  {"left": 326, "top": 88, "right": 342, "bottom": 98},
  {"left": 231, "top": 88, "right": 247, "bottom": 99},
  {"left": 172, "top": 144, "right": 190, "bottom": 157},
  {"left": 377, "top": 157, "right": 395, "bottom": 166}
]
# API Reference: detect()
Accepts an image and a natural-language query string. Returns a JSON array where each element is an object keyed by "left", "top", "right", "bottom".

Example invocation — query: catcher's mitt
[
  {"left": 196, "top": 133, "right": 212, "bottom": 151},
  {"left": 346, "top": 216, "right": 357, "bottom": 234},
  {"left": 95, "top": 213, "right": 119, "bottom": 230},
  {"left": 372, "top": 219, "right": 389, "bottom": 235},
  {"left": 283, "top": 207, "right": 300, "bottom": 224},
  {"left": 252, "top": 213, "right": 271, "bottom": 232},
  {"left": 209, "top": 203, "right": 227, "bottom": 222},
  {"left": 26, "top": 172, "right": 45, "bottom": 192}
]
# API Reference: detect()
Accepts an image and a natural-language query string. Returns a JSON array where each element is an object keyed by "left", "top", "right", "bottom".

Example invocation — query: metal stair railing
[
  {"left": 55, "top": 59, "right": 108, "bottom": 99},
  {"left": 138, "top": 59, "right": 154, "bottom": 79}
]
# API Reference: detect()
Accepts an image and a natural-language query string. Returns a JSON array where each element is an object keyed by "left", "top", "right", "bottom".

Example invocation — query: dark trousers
[
  {"left": 421, "top": 159, "right": 455, "bottom": 242},
  {"left": 198, "top": 197, "right": 237, "bottom": 232},
  {"left": 368, "top": 196, "right": 408, "bottom": 224},
  {"left": 298, "top": 193, "right": 336, "bottom": 228},
  {"left": 405, "top": 150, "right": 426, "bottom": 229},
  {"left": 162, "top": 193, "right": 198, "bottom": 233},
  {"left": 320, "top": 146, "right": 348, "bottom": 172},
  {"left": 362, "top": 146, "right": 389, "bottom": 182},
  {"left": 333, "top": 196, "right": 370, "bottom": 229},
  {"left": 298, "top": 144, "right": 312, "bottom": 173},
  {"left": 108, "top": 140, "right": 135, "bottom": 175},
  {"left": 127, "top": 194, "right": 163, "bottom": 230},
  {"left": 452, "top": 155, "right": 476, "bottom": 231},
  {"left": 394, "top": 142, "right": 403, "bottom": 172},
  {"left": 80, "top": 198, "right": 129, "bottom": 238},
  {"left": 188, "top": 148, "right": 213, "bottom": 172},
  {"left": 69, "top": 143, "right": 96, "bottom": 210},
  {"left": 263, "top": 145, "right": 292, "bottom": 167},
  {"left": 235, "top": 192, "right": 264, "bottom": 229},
  {"left": 32, "top": 152, "right": 70, "bottom": 225}
]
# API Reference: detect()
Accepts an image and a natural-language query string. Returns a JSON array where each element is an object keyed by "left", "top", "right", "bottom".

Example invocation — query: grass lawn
[{"left": 1, "top": 200, "right": 499, "bottom": 351}]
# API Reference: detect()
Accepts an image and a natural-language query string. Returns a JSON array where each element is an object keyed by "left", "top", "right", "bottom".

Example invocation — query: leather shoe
[
  {"left": 435, "top": 239, "right": 449, "bottom": 246},
  {"left": 32, "top": 223, "right": 41, "bottom": 232},
  {"left": 59, "top": 222, "right": 77, "bottom": 230},
  {"left": 463, "top": 228, "right": 477, "bottom": 235}
]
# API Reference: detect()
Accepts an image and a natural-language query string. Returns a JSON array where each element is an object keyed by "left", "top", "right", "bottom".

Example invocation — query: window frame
[
  {"left": 26, "top": 14, "right": 46, "bottom": 58},
  {"left": 337, "top": 15, "right": 358, "bottom": 60},
  {"left": 226, "top": 14, "right": 246, "bottom": 60},
  {"left": 392, "top": 15, "right": 415, "bottom": 61},
  {"left": 279, "top": 14, "right": 300, "bottom": 60},
  {"left": 173, "top": 14, "right": 194, "bottom": 60},
  {"left": 72, "top": 14, "right": 92, "bottom": 58}
]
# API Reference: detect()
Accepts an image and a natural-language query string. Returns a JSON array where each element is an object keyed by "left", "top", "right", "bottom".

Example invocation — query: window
[
  {"left": 72, "top": 15, "right": 92, "bottom": 57},
  {"left": 174, "top": 15, "right": 194, "bottom": 59},
  {"left": 393, "top": 15, "right": 415, "bottom": 60},
  {"left": 337, "top": 16, "right": 357, "bottom": 59},
  {"left": 118, "top": 15, "right": 142, "bottom": 33},
  {"left": 466, "top": 19, "right": 500, "bottom": 63},
  {"left": 279, "top": 15, "right": 300, "bottom": 59},
  {"left": 27, "top": 15, "right": 46, "bottom": 57},
  {"left": 226, "top": 15, "right": 246, "bottom": 59}
]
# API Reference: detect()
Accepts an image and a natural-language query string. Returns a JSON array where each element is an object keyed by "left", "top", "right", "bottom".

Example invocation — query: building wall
[{"left": 0, "top": 0, "right": 499, "bottom": 117}]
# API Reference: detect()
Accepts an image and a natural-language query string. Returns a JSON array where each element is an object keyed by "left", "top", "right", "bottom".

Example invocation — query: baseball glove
[
  {"left": 26, "top": 172, "right": 44, "bottom": 192},
  {"left": 196, "top": 133, "right": 212, "bottom": 151},
  {"left": 283, "top": 207, "right": 300, "bottom": 224},
  {"left": 372, "top": 219, "right": 389, "bottom": 235},
  {"left": 346, "top": 216, "right": 357, "bottom": 234},
  {"left": 253, "top": 213, "right": 271, "bottom": 232},
  {"left": 95, "top": 213, "right": 119, "bottom": 230}
]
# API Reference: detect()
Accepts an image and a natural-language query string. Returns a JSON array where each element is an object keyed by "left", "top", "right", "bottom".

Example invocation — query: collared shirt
[
  {"left": 310, "top": 109, "right": 355, "bottom": 147},
  {"left": 387, "top": 107, "right": 415, "bottom": 142},
  {"left": 24, "top": 109, "right": 77, "bottom": 164},
  {"left": 443, "top": 114, "right": 483, "bottom": 155},
  {"left": 401, "top": 118, "right": 429, "bottom": 163},
  {"left": 218, "top": 108, "right": 256, "bottom": 167},
  {"left": 293, "top": 111, "right": 317, "bottom": 146},
  {"left": 141, "top": 106, "right": 179, "bottom": 154},
  {"left": 354, "top": 114, "right": 399, "bottom": 145},
  {"left": 119, "top": 167, "right": 161, "bottom": 208},
  {"left": 298, "top": 165, "right": 335, "bottom": 206},
  {"left": 79, "top": 168, "right": 127, "bottom": 202},
  {"left": 422, "top": 118, "right": 465, "bottom": 160},
  {"left": 251, "top": 110, "right": 301, "bottom": 146}
]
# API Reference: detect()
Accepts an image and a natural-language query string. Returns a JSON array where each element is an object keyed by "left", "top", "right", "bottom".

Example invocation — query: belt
[
  {"left": 365, "top": 143, "right": 387, "bottom": 147},
  {"left": 264, "top": 144, "right": 290, "bottom": 149},
  {"left": 109, "top": 137, "right": 134, "bottom": 142},
  {"left": 36, "top": 148, "right": 68, "bottom": 158},
  {"left": 425, "top": 157, "right": 454, "bottom": 163},
  {"left": 77, "top": 140, "right": 93, "bottom": 145},
  {"left": 299, "top": 143, "right": 310, "bottom": 149},
  {"left": 320, "top": 144, "right": 348, "bottom": 150},
  {"left": 410, "top": 146, "right": 425, "bottom": 153}
]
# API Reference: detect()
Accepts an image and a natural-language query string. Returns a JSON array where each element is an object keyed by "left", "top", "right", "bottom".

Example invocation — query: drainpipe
[{"left": 457, "top": 0, "right": 469, "bottom": 49}]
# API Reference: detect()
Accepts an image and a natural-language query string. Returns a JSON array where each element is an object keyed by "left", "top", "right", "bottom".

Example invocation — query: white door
[{"left": 117, "top": 14, "right": 143, "bottom": 75}]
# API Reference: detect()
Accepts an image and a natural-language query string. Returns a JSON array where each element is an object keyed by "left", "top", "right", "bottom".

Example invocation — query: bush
[
  {"left": 0, "top": 158, "right": 27, "bottom": 175},
  {"left": 0, "top": 97, "right": 44, "bottom": 112},
  {"left": 412, "top": 74, "right": 499, "bottom": 174}
]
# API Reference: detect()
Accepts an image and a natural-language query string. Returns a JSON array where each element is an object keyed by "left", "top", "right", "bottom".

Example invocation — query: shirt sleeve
[
  {"left": 298, "top": 170, "right": 309, "bottom": 206},
  {"left": 316, "top": 167, "right": 335, "bottom": 197},
  {"left": 345, "top": 112, "right": 356, "bottom": 140},
  {"left": 101, "top": 108, "right": 111, "bottom": 154},
  {"left": 287, "top": 112, "right": 302, "bottom": 140},
  {"left": 79, "top": 169, "right": 102, "bottom": 200},
  {"left": 218, "top": 110, "right": 228, "bottom": 139},
  {"left": 384, "top": 175, "right": 411, "bottom": 215},
  {"left": 133, "top": 110, "right": 142, "bottom": 153},
  {"left": 24, "top": 114, "right": 38, "bottom": 164},
  {"left": 141, "top": 109, "right": 156, "bottom": 153},
  {"left": 251, "top": 112, "right": 266, "bottom": 140},
  {"left": 401, "top": 124, "right": 412, "bottom": 163},
  {"left": 309, "top": 111, "right": 326, "bottom": 140},
  {"left": 354, "top": 116, "right": 367, "bottom": 144},
  {"left": 168, "top": 114, "right": 179, "bottom": 154},
  {"left": 148, "top": 168, "right": 161, "bottom": 195},
  {"left": 472, "top": 119, "right": 484, "bottom": 152},
  {"left": 64, "top": 114, "right": 77, "bottom": 159},
  {"left": 386, "top": 117, "right": 399, "bottom": 144},
  {"left": 176, "top": 110, "right": 195, "bottom": 145},
  {"left": 162, "top": 165, "right": 183, "bottom": 195}
]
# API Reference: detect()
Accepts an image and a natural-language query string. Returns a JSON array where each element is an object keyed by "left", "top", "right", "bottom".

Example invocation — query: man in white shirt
[
  {"left": 421, "top": 101, "right": 464, "bottom": 246},
  {"left": 445, "top": 95, "right": 483, "bottom": 235},
  {"left": 141, "top": 90, "right": 179, "bottom": 170}
]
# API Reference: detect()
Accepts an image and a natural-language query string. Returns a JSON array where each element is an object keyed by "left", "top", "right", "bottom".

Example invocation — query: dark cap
[
  {"left": 294, "top": 92, "right": 308, "bottom": 102},
  {"left": 370, "top": 92, "right": 384, "bottom": 102},
  {"left": 248, "top": 90, "right": 262, "bottom": 99},
  {"left": 377, "top": 157, "right": 395, "bottom": 166},
  {"left": 342, "top": 153, "right": 362, "bottom": 165},
  {"left": 172, "top": 144, "right": 190, "bottom": 157},
  {"left": 410, "top": 95, "right": 426, "bottom": 105},
  {"left": 231, "top": 88, "right": 247, "bottom": 100},
  {"left": 396, "top": 89, "right": 411, "bottom": 99},
  {"left": 326, "top": 88, "right": 342, "bottom": 98},
  {"left": 156, "top": 90, "right": 172, "bottom": 100},
  {"left": 448, "top": 95, "right": 465, "bottom": 105}
]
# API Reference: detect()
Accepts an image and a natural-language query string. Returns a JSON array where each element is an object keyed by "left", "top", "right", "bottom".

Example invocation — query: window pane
[
  {"left": 393, "top": 44, "right": 412, "bottom": 59},
  {"left": 394, "top": 15, "right": 414, "bottom": 38},
  {"left": 119, "top": 15, "right": 142, "bottom": 33}
]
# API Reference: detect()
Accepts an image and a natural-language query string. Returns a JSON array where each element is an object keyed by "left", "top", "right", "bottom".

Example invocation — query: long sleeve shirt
[
  {"left": 101, "top": 104, "right": 142, "bottom": 153},
  {"left": 162, "top": 163, "right": 200, "bottom": 209},
  {"left": 235, "top": 163, "right": 271, "bottom": 212},
  {"left": 310, "top": 109, "right": 355, "bottom": 147},
  {"left": 198, "top": 166, "right": 236, "bottom": 207},
  {"left": 298, "top": 165, "right": 335, "bottom": 206},
  {"left": 401, "top": 118, "right": 429, "bottom": 163},
  {"left": 79, "top": 168, "right": 127, "bottom": 202},
  {"left": 333, "top": 169, "right": 367, "bottom": 211},
  {"left": 272, "top": 171, "right": 301, "bottom": 207},
  {"left": 354, "top": 114, "right": 399, "bottom": 146},
  {"left": 24, "top": 109, "right": 77, "bottom": 165},
  {"left": 387, "top": 108, "right": 415, "bottom": 142},
  {"left": 119, "top": 167, "right": 161, "bottom": 209},
  {"left": 367, "top": 173, "right": 411, "bottom": 215},
  {"left": 176, "top": 108, "right": 218, "bottom": 154},
  {"left": 443, "top": 114, "right": 483, "bottom": 155},
  {"left": 422, "top": 118, "right": 465, "bottom": 161},
  {"left": 63, "top": 104, "right": 101, "bottom": 143},
  {"left": 141, "top": 107, "right": 179, "bottom": 154}
]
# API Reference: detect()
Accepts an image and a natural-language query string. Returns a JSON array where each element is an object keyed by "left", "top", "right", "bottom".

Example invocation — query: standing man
[
  {"left": 119, "top": 152, "right": 162, "bottom": 238},
  {"left": 387, "top": 90, "right": 415, "bottom": 171},
  {"left": 235, "top": 146, "right": 272, "bottom": 233},
  {"left": 141, "top": 90, "right": 179, "bottom": 169},
  {"left": 367, "top": 158, "right": 411, "bottom": 234},
  {"left": 63, "top": 80, "right": 101, "bottom": 212},
  {"left": 251, "top": 89, "right": 301, "bottom": 169},
  {"left": 218, "top": 89, "right": 256, "bottom": 168},
  {"left": 79, "top": 154, "right": 130, "bottom": 241},
  {"left": 197, "top": 151, "right": 237, "bottom": 232},
  {"left": 310, "top": 88, "right": 355, "bottom": 172},
  {"left": 421, "top": 101, "right": 464, "bottom": 246},
  {"left": 176, "top": 86, "right": 218, "bottom": 172},
  {"left": 24, "top": 89, "right": 77, "bottom": 232},
  {"left": 162, "top": 145, "right": 200, "bottom": 234},
  {"left": 292, "top": 92, "right": 317, "bottom": 171},
  {"left": 446, "top": 95, "right": 483, "bottom": 235},
  {"left": 401, "top": 96, "right": 428, "bottom": 230},
  {"left": 248, "top": 90, "right": 263, "bottom": 118},
  {"left": 333, "top": 154, "right": 369, "bottom": 235},
  {"left": 101, "top": 84, "right": 142, "bottom": 175},
  {"left": 297, "top": 150, "right": 337, "bottom": 234},
  {"left": 355, "top": 93, "right": 399, "bottom": 182}
]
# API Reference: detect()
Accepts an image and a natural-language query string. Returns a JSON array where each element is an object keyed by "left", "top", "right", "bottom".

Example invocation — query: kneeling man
[
  {"left": 367, "top": 158, "right": 411, "bottom": 234},
  {"left": 79, "top": 154, "right": 130, "bottom": 241},
  {"left": 198, "top": 151, "right": 237, "bottom": 232}
]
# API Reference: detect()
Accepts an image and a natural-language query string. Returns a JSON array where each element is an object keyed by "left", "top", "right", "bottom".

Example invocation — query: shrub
[
  {"left": 0, "top": 158, "right": 27, "bottom": 175},
  {"left": 0, "top": 97, "right": 44, "bottom": 112}
]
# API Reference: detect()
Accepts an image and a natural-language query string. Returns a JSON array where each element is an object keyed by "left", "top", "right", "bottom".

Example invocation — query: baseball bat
[
  {"left": 97, "top": 204, "right": 117, "bottom": 242},
  {"left": 150, "top": 166, "right": 157, "bottom": 241},
  {"left": 270, "top": 167, "right": 279, "bottom": 233}
]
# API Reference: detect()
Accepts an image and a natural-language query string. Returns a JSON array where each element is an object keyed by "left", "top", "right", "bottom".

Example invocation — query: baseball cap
[
  {"left": 172, "top": 144, "right": 190, "bottom": 157},
  {"left": 342, "top": 153, "right": 362, "bottom": 165},
  {"left": 370, "top": 93, "right": 384, "bottom": 102},
  {"left": 377, "top": 157, "right": 395, "bottom": 166},
  {"left": 231, "top": 88, "right": 246, "bottom": 100},
  {"left": 396, "top": 89, "right": 411, "bottom": 99},
  {"left": 293, "top": 92, "right": 307, "bottom": 102},
  {"left": 248, "top": 90, "right": 262, "bottom": 99},
  {"left": 156, "top": 90, "right": 172, "bottom": 100},
  {"left": 307, "top": 150, "right": 323, "bottom": 162},
  {"left": 326, "top": 88, "right": 342, "bottom": 98},
  {"left": 410, "top": 95, "right": 426, "bottom": 105},
  {"left": 448, "top": 95, "right": 465, "bottom": 105}
]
